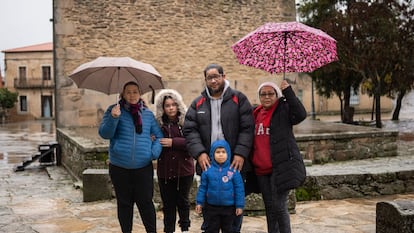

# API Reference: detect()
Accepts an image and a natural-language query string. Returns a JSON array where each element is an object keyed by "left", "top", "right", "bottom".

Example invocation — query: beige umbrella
[{"left": 69, "top": 56, "right": 164, "bottom": 96}]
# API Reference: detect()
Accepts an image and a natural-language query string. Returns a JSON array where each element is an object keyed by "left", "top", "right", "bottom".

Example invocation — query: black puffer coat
[
  {"left": 183, "top": 87, "right": 254, "bottom": 175},
  {"left": 268, "top": 86, "right": 307, "bottom": 193}
]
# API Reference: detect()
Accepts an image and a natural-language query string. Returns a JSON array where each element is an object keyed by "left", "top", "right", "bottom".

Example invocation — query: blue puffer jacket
[
  {"left": 99, "top": 103, "right": 163, "bottom": 169},
  {"left": 196, "top": 140, "right": 245, "bottom": 209}
]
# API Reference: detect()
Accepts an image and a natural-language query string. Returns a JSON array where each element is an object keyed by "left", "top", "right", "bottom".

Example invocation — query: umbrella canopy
[
  {"left": 69, "top": 56, "right": 164, "bottom": 95},
  {"left": 231, "top": 21, "right": 338, "bottom": 77}
]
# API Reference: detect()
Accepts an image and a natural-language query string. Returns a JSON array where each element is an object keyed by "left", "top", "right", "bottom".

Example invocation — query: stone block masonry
[
  {"left": 294, "top": 120, "right": 399, "bottom": 164},
  {"left": 53, "top": 0, "right": 297, "bottom": 128},
  {"left": 299, "top": 170, "right": 414, "bottom": 201},
  {"left": 55, "top": 120, "right": 407, "bottom": 211},
  {"left": 82, "top": 168, "right": 112, "bottom": 202},
  {"left": 56, "top": 127, "right": 298, "bottom": 211},
  {"left": 376, "top": 200, "right": 414, "bottom": 233}
]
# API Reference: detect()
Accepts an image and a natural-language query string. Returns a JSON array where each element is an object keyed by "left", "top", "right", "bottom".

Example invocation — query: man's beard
[{"left": 207, "top": 83, "right": 225, "bottom": 96}]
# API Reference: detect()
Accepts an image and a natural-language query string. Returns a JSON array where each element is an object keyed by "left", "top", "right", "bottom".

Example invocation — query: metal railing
[{"left": 14, "top": 78, "right": 55, "bottom": 89}]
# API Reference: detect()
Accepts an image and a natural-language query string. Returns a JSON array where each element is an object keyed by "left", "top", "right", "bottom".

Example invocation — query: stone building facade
[
  {"left": 53, "top": 0, "right": 393, "bottom": 128},
  {"left": 3, "top": 42, "right": 54, "bottom": 122},
  {"left": 53, "top": 0, "right": 297, "bottom": 128}
]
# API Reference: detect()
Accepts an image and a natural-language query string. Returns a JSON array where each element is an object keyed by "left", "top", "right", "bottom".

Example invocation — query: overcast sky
[{"left": 0, "top": 0, "right": 53, "bottom": 76}]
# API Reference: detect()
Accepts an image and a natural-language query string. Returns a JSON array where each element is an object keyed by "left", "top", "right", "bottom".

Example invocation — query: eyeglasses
[
  {"left": 205, "top": 74, "right": 223, "bottom": 82},
  {"left": 259, "top": 92, "right": 276, "bottom": 98}
]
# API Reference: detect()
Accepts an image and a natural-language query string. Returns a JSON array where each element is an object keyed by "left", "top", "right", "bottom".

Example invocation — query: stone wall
[
  {"left": 56, "top": 127, "right": 109, "bottom": 180},
  {"left": 57, "top": 126, "right": 298, "bottom": 212},
  {"left": 53, "top": 0, "right": 296, "bottom": 128},
  {"left": 297, "top": 131, "right": 399, "bottom": 164},
  {"left": 56, "top": 125, "right": 398, "bottom": 183},
  {"left": 299, "top": 171, "right": 414, "bottom": 200},
  {"left": 294, "top": 128, "right": 409, "bottom": 201},
  {"left": 55, "top": 123, "right": 402, "bottom": 206}
]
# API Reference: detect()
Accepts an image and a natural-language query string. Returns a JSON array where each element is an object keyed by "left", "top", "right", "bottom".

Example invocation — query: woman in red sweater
[{"left": 252, "top": 80, "right": 307, "bottom": 233}]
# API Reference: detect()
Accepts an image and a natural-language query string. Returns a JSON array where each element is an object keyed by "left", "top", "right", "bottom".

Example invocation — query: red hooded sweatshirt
[{"left": 252, "top": 100, "right": 278, "bottom": 175}]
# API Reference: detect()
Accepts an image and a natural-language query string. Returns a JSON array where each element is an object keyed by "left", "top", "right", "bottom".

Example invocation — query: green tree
[
  {"left": 0, "top": 88, "right": 18, "bottom": 109},
  {"left": 298, "top": 0, "right": 414, "bottom": 127},
  {"left": 298, "top": 0, "right": 364, "bottom": 124},
  {"left": 350, "top": 1, "right": 400, "bottom": 128},
  {"left": 388, "top": 0, "right": 414, "bottom": 120}
]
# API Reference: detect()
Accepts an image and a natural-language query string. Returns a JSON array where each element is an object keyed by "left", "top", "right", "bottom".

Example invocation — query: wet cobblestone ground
[{"left": 1, "top": 118, "right": 413, "bottom": 233}]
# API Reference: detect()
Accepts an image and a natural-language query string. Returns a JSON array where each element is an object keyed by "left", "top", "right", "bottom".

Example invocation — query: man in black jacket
[{"left": 183, "top": 63, "right": 254, "bottom": 233}]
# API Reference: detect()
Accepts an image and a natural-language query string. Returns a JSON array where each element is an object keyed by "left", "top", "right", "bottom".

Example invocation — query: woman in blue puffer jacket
[{"left": 99, "top": 81, "right": 163, "bottom": 233}]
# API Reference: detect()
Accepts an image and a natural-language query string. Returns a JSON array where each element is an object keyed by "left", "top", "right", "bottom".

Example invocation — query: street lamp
[{"left": 311, "top": 77, "right": 316, "bottom": 120}]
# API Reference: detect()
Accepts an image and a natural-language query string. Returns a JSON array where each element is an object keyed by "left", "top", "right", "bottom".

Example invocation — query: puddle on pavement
[
  {"left": 2, "top": 151, "right": 32, "bottom": 164},
  {"left": 34, "top": 218, "right": 94, "bottom": 232},
  {"left": 0, "top": 120, "right": 55, "bottom": 165},
  {"left": 13, "top": 199, "right": 60, "bottom": 215},
  {"left": 0, "top": 152, "right": 28, "bottom": 164}
]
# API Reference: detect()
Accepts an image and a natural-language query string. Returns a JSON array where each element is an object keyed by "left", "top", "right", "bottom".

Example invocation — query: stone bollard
[
  {"left": 82, "top": 168, "right": 113, "bottom": 202},
  {"left": 376, "top": 200, "right": 414, "bottom": 233}
]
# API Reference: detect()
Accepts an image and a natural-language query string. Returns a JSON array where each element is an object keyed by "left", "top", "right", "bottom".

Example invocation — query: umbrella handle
[
  {"left": 117, "top": 67, "right": 121, "bottom": 105},
  {"left": 150, "top": 85, "right": 155, "bottom": 104},
  {"left": 283, "top": 31, "right": 287, "bottom": 80}
]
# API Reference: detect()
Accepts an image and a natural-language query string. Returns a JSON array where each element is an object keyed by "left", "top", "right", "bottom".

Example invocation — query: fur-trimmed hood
[{"left": 154, "top": 89, "right": 187, "bottom": 126}]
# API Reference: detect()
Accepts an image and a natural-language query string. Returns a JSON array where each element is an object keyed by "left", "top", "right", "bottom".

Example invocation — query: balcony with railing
[{"left": 14, "top": 78, "right": 55, "bottom": 89}]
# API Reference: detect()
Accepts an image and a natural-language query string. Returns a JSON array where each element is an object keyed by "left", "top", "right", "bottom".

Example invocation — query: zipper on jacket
[
  {"left": 131, "top": 127, "right": 136, "bottom": 162},
  {"left": 165, "top": 123, "right": 171, "bottom": 185}
]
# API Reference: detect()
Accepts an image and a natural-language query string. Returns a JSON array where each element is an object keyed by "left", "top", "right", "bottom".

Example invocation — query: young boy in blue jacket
[{"left": 195, "top": 139, "right": 245, "bottom": 233}]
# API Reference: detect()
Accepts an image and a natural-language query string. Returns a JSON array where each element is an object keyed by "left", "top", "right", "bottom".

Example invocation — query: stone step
[
  {"left": 57, "top": 119, "right": 413, "bottom": 214},
  {"left": 78, "top": 154, "right": 414, "bottom": 215},
  {"left": 298, "top": 154, "right": 414, "bottom": 201}
]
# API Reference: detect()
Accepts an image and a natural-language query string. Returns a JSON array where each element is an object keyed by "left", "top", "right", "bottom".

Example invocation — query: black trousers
[
  {"left": 257, "top": 175, "right": 291, "bottom": 233},
  {"left": 158, "top": 175, "right": 194, "bottom": 232},
  {"left": 204, "top": 203, "right": 236, "bottom": 233},
  {"left": 109, "top": 163, "right": 156, "bottom": 233}
]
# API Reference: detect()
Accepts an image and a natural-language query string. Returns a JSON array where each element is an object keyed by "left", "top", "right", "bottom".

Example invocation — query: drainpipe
[{"left": 51, "top": 0, "right": 58, "bottom": 131}]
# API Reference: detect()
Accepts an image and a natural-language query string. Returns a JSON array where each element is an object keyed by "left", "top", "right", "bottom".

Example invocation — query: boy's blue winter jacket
[
  {"left": 196, "top": 139, "right": 245, "bottom": 209},
  {"left": 99, "top": 104, "right": 163, "bottom": 169}
]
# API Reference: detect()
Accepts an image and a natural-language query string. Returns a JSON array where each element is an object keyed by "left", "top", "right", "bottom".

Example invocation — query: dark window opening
[
  {"left": 42, "top": 66, "right": 51, "bottom": 80},
  {"left": 20, "top": 96, "right": 27, "bottom": 112},
  {"left": 19, "top": 67, "right": 27, "bottom": 80}
]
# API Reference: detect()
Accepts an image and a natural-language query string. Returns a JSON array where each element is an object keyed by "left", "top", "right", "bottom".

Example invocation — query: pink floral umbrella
[{"left": 231, "top": 21, "right": 338, "bottom": 79}]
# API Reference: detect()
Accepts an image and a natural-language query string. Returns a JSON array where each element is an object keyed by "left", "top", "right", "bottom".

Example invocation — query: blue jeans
[
  {"left": 158, "top": 176, "right": 193, "bottom": 232},
  {"left": 257, "top": 175, "right": 291, "bottom": 233}
]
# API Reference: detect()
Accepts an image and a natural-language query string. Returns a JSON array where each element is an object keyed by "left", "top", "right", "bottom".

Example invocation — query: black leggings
[
  {"left": 158, "top": 175, "right": 193, "bottom": 232},
  {"left": 109, "top": 163, "right": 156, "bottom": 233}
]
